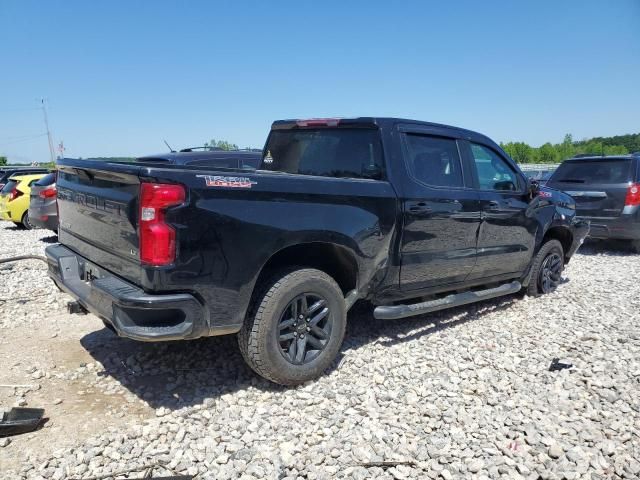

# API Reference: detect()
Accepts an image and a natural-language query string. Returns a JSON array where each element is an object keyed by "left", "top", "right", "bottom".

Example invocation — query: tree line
[
  {"left": 4, "top": 132, "right": 639, "bottom": 167},
  {"left": 500, "top": 132, "right": 639, "bottom": 164}
]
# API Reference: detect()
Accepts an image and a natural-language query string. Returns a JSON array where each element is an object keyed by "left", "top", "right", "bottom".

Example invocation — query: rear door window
[
  {"left": 262, "top": 128, "right": 384, "bottom": 179},
  {"left": 550, "top": 160, "right": 632, "bottom": 185},
  {"left": 403, "top": 134, "right": 464, "bottom": 188}
]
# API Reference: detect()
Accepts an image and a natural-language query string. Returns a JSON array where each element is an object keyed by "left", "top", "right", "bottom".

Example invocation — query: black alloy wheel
[
  {"left": 238, "top": 268, "right": 347, "bottom": 385},
  {"left": 538, "top": 252, "right": 563, "bottom": 294},
  {"left": 277, "top": 293, "right": 332, "bottom": 365}
]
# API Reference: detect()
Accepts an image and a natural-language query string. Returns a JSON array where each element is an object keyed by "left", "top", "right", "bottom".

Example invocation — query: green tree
[
  {"left": 499, "top": 131, "right": 635, "bottom": 165},
  {"left": 537, "top": 143, "right": 558, "bottom": 163},
  {"left": 502, "top": 142, "right": 533, "bottom": 163},
  {"left": 204, "top": 139, "right": 239, "bottom": 151},
  {"left": 557, "top": 134, "right": 575, "bottom": 160},
  {"left": 0, "top": 156, "right": 7, "bottom": 166},
  {"left": 576, "top": 140, "right": 604, "bottom": 156},
  {"left": 604, "top": 145, "right": 628, "bottom": 155},
  {"left": 578, "top": 133, "right": 639, "bottom": 153}
]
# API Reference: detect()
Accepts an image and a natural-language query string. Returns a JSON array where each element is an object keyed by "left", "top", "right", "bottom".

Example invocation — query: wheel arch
[
  {"left": 253, "top": 242, "right": 359, "bottom": 297},
  {"left": 541, "top": 226, "right": 573, "bottom": 261}
]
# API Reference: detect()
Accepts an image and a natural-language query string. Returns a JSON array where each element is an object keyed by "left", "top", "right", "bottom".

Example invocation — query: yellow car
[{"left": 0, "top": 173, "right": 47, "bottom": 229}]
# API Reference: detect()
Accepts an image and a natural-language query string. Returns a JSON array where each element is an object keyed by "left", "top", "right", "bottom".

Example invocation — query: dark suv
[{"left": 547, "top": 154, "right": 640, "bottom": 252}]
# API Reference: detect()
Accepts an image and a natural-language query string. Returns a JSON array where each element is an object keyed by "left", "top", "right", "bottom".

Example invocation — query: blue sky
[{"left": 1, "top": 0, "right": 638, "bottom": 163}]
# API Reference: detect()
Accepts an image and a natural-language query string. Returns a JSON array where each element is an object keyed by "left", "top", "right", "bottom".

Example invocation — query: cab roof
[{"left": 271, "top": 117, "right": 497, "bottom": 146}]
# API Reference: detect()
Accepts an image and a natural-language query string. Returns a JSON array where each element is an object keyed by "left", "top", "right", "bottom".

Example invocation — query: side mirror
[
  {"left": 527, "top": 178, "right": 540, "bottom": 197},
  {"left": 362, "top": 165, "right": 382, "bottom": 180}
]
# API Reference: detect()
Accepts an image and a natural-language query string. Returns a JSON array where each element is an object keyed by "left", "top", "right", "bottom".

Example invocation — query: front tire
[
  {"left": 238, "top": 268, "right": 346, "bottom": 385},
  {"left": 527, "top": 239, "right": 564, "bottom": 297},
  {"left": 629, "top": 240, "right": 640, "bottom": 254}
]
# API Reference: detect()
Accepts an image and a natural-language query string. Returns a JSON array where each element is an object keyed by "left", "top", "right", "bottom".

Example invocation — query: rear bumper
[
  {"left": 578, "top": 212, "right": 640, "bottom": 241},
  {"left": 30, "top": 211, "right": 58, "bottom": 231},
  {"left": 0, "top": 206, "right": 13, "bottom": 221},
  {"left": 29, "top": 201, "right": 58, "bottom": 230},
  {"left": 45, "top": 244, "right": 209, "bottom": 341}
]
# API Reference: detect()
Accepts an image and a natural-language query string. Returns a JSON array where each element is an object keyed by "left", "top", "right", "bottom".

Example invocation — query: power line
[
  {"left": 0, "top": 134, "right": 48, "bottom": 147},
  {"left": 0, "top": 133, "right": 47, "bottom": 140},
  {"left": 0, "top": 107, "right": 41, "bottom": 113}
]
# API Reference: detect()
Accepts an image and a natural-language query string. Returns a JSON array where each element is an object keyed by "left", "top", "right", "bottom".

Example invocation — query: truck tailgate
[{"left": 56, "top": 162, "right": 143, "bottom": 283}]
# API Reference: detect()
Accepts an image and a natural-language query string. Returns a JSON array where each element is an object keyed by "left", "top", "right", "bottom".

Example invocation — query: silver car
[{"left": 28, "top": 172, "right": 58, "bottom": 231}]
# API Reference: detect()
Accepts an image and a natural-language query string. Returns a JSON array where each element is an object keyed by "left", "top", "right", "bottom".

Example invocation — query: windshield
[{"left": 262, "top": 128, "right": 384, "bottom": 179}]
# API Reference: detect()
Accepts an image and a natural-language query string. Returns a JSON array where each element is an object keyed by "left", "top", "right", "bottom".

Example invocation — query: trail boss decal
[{"left": 197, "top": 175, "right": 257, "bottom": 189}]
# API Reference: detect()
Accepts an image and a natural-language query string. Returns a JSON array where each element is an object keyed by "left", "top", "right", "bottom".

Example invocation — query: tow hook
[{"left": 67, "top": 301, "right": 88, "bottom": 315}]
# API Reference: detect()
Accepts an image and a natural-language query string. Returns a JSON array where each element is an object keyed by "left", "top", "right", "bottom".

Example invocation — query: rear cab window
[
  {"left": 550, "top": 159, "right": 633, "bottom": 185},
  {"left": 262, "top": 128, "right": 384, "bottom": 180}
]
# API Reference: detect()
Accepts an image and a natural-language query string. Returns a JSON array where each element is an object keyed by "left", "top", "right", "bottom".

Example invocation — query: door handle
[
  {"left": 408, "top": 202, "right": 433, "bottom": 214},
  {"left": 486, "top": 200, "right": 501, "bottom": 211}
]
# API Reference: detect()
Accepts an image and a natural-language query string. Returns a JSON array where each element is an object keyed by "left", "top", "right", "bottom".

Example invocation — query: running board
[{"left": 373, "top": 281, "right": 522, "bottom": 320}]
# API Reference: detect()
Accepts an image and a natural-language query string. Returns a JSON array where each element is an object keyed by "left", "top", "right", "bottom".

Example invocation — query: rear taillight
[
  {"left": 625, "top": 183, "right": 640, "bottom": 207},
  {"left": 39, "top": 187, "right": 57, "bottom": 199},
  {"left": 8, "top": 188, "right": 23, "bottom": 202},
  {"left": 139, "top": 183, "right": 185, "bottom": 266}
]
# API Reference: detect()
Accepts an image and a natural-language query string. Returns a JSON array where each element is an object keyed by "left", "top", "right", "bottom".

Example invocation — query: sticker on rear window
[{"left": 197, "top": 175, "right": 257, "bottom": 188}]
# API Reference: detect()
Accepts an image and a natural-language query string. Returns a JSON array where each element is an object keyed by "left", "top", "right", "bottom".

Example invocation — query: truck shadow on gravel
[
  {"left": 39, "top": 234, "right": 58, "bottom": 244},
  {"left": 79, "top": 295, "right": 517, "bottom": 410},
  {"left": 577, "top": 238, "right": 638, "bottom": 256},
  {"left": 342, "top": 296, "right": 517, "bottom": 351}
]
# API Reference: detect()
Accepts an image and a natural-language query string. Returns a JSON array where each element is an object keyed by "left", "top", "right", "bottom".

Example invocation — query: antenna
[
  {"left": 41, "top": 98, "right": 56, "bottom": 163},
  {"left": 163, "top": 139, "right": 175, "bottom": 152}
]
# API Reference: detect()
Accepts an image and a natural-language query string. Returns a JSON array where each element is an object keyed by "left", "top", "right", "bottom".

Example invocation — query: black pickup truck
[{"left": 46, "top": 118, "right": 589, "bottom": 385}]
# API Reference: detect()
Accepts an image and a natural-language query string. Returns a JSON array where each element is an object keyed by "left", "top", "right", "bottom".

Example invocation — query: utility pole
[{"left": 41, "top": 98, "right": 56, "bottom": 163}]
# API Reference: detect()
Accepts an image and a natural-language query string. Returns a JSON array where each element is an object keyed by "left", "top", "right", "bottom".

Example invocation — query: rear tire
[
  {"left": 21, "top": 212, "right": 34, "bottom": 230},
  {"left": 238, "top": 268, "right": 346, "bottom": 385},
  {"left": 527, "top": 239, "right": 564, "bottom": 297}
]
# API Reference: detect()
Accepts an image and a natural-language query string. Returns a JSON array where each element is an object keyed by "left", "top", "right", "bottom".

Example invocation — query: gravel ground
[{"left": 1, "top": 220, "right": 639, "bottom": 479}]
